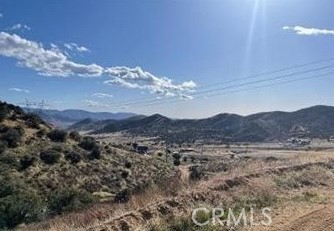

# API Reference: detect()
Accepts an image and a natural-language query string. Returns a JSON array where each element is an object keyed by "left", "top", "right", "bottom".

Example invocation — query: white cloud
[
  {"left": 8, "top": 24, "right": 31, "bottom": 31},
  {"left": 0, "top": 13, "right": 3, "bottom": 18},
  {"left": 283, "top": 26, "right": 334, "bottom": 36},
  {"left": 0, "top": 32, "right": 197, "bottom": 98},
  {"left": 64, "top": 43, "right": 90, "bottom": 52},
  {"left": 0, "top": 32, "right": 103, "bottom": 77},
  {"left": 104, "top": 66, "right": 196, "bottom": 98},
  {"left": 92, "top": 93, "right": 113, "bottom": 98},
  {"left": 83, "top": 100, "right": 111, "bottom": 108},
  {"left": 9, "top": 87, "right": 30, "bottom": 93}
]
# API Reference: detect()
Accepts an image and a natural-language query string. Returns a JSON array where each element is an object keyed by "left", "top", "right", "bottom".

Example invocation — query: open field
[{"left": 22, "top": 135, "right": 334, "bottom": 231}]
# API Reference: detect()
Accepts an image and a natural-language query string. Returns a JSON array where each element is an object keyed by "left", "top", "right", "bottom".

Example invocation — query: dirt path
[{"left": 282, "top": 205, "right": 334, "bottom": 231}]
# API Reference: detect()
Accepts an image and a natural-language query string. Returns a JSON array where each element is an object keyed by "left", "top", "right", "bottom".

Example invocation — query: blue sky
[{"left": 1, "top": 0, "right": 334, "bottom": 118}]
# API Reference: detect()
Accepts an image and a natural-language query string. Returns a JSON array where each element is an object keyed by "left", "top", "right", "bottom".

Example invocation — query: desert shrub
[
  {"left": 172, "top": 153, "right": 181, "bottom": 160},
  {"left": 1, "top": 128, "right": 22, "bottom": 148},
  {"left": 157, "top": 152, "right": 163, "bottom": 157},
  {"left": 114, "top": 188, "right": 130, "bottom": 203},
  {"left": 20, "top": 155, "right": 36, "bottom": 170},
  {"left": 189, "top": 166, "right": 204, "bottom": 180},
  {"left": 89, "top": 145, "right": 102, "bottom": 160},
  {"left": 65, "top": 152, "right": 82, "bottom": 164},
  {"left": 36, "top": 128, "right": 47, "bottom": 138},
  {"left": 0, "top": 191, "right": 44, "bottom": 229},
  {"left": 40, "top": 149, "right": 61, "bottom": 165},
  {"left": 24, "top": 113, "right": 44, "bottom": 129},
  {"left": 173, "top": 159, "right": 181, "bottom": 166},
  {"left": 79, "top": 136, "right": 97, "bottom": 150},
  {"left": 48, "top": 187, "right": 95, "bottom": 215},
  {"left": 0, "top": 152, "right": 19, "bottom": 168},
  {"left": 69, "top": 131, "right": 81, "bottom": 141},
  {"left": 0, "top": 140, "right": 7, "bottom": 154},
  {"left": 183, "top": 156, "right": 188, "bottom": 162},
  {"left": 124, "top": 160, "right": 132, "bottom": 168},
  {"left": 0, "top": 177, "right": 45, "bottom": 229},
  {"left": 121, "top": 169, "right": 131, "bottom": 179},
  {"left": 47, "top": 129, "right": 67, "bottom": 142}
]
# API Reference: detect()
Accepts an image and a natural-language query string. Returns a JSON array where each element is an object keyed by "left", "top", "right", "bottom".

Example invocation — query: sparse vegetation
[
  {"left": 40, "top": 149, "right": 62, "bottom": 165},
  {"left": 47, "top": 129, "right": 68, "bottom": 142}
]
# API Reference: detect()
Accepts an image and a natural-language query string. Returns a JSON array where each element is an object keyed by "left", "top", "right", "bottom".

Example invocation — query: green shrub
[
  {"left": 24, "top": 113, "right": 44, "bottom": 129},
  {"left": 90, "top": 146, "right": 101, "bottom": 160},
  {"left": 40, "top": 149, "right": 61, "bottom": 165},
  {"left": 36, "top": 128, "right": 47, "bottom": 138},
  {"left": 114, "top": 188, "right": 130, "bottom": 203},
  {"left": 124, "top": 160, "right": 132, "bottom": 168},
  {"left": 48, "top": 187, "right": 95, "bottom": 215},
  {"left": 1, "top": 128, "right": 22, "bottom": 148},
  {"left": 0, "top": 191, "right": 44, "bottom": 229},
  {"left": 173, "top": 159, "right": 181, "bottom": 166},
  {"left": 0, "top": 140, "right": 7, "bottom": 154},
  {"left": 79, "top": 136, "right": 97, "bottom": 151},
  {"left": 0, "top": 152, "right": 19, "bottom": 168},
  {"left": 69, "top": 131, "right": 81, "bottom": 141},
  {"left": 20, "top": 155, "right": 36, "bottom": 170},
  {"left": 65, "top": 152, "right": 82, "bottom": 164},
  {"left": 47, "top": 129, "right": 68, "bottom": 142},
  {"left": 121, "top": 169, "right": 131, "bottom": 179}
]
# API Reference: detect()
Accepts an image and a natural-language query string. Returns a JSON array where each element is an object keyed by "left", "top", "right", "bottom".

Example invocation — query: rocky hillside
[
  {"left": 70, "top": 105, "right": 334, "bottom": 143},
  {"left": 0, "top": 101, "right": 173, "bottom": 229}
]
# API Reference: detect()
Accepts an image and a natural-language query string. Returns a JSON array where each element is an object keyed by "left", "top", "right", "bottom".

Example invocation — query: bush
[
  {"left": 0, "top": 191, "right": 44, "bottom": 229},
  {"left": 114, "top": 188, "right": 130, "bottom": 203},
  {"left": 65, "top": 152, "right": 82, "bottom": 164},
  {"left": 48, "top": 187, "right": 95, "bottom": 215},
  {"left": 40, "top": 149, "right": 61, "bottom": 165},
  {"left": 79, "top": 136, "right": 97, "bottom": 151},
  {"left": 36, "top": 128, "right": 47, "bottom": 138},
  {"left": 90, "top": 146, "right": 101, "bottom": 160},
  {"left": 121, "top": 169, "right": 131, "bottom": 179},
  {"left": 173, "top": 159, "right": 181, "bottom": 166},
  {"left": 172, "top": 153, "right": 181, "bottom": 160},
  {"left": 1, "top": 128, "right": 22, "bottom": 148},
  {"left": 20, "top": 155, "right": 36, "bottom": 170},
  {"left": 124, "top": 160, "right": 132, "bottom": 168},
  {"left": 24, "top": 113, "right": 44, "bottom": 129},
  {"left": 47, "top": 129, "right": 68, "bottom": 142},
  {"left": 69, "top": 131, "right": 81, "bottom": 141},
  {"left": 0, "top": 140, "right": 7, "bottom": 154}
]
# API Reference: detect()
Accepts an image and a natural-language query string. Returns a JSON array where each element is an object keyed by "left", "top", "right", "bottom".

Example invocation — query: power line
[
  {"left": 102, "top": 63, "right": 334, "bottom": 108},
  {"left": 118, "top": 70, "right": 334, "bottom": 109},
  {"left": 102, "top": 57, "right": 334, "bottom": 108}
]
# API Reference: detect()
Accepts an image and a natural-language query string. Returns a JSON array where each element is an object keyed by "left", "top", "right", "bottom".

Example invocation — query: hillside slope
[{"left": 0, "top": 101, "right": 173, "bottom": 229}]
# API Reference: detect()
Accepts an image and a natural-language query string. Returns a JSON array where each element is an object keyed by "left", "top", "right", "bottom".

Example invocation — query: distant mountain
[
  {"left": 24, "top": 108, "right": 138, "bottom": 128},
  {"left": 79, "top": 105, "right": 334, "bottom": 143}
]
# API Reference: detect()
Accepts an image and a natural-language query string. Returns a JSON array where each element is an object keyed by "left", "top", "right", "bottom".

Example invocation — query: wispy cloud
[
  {"left": 0, "top": 13, "right": 3, "bottom": 18},
  {"left": 92, "top": 93, "right": 113, "bottom": 98},
  {"left": 104, "top": 66, "right": 196, "bottom": 98},
  {"left": 83, "top": 100, "right": 111, "bottom": 108},
  {"left": 9, "top": 87, "right": 30, "bottom": 93},
  {"left": 283, "top": 26, "right": 334, "bottom": 36},
  {"left": 8, "top": 24, "right": 31, "bottom": 32},
  {"left": 0, "top": 32, "right": 103, "bottom": 77},
  {"left": 64, "top": 43, "right": 90, "bottom": 52}
]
